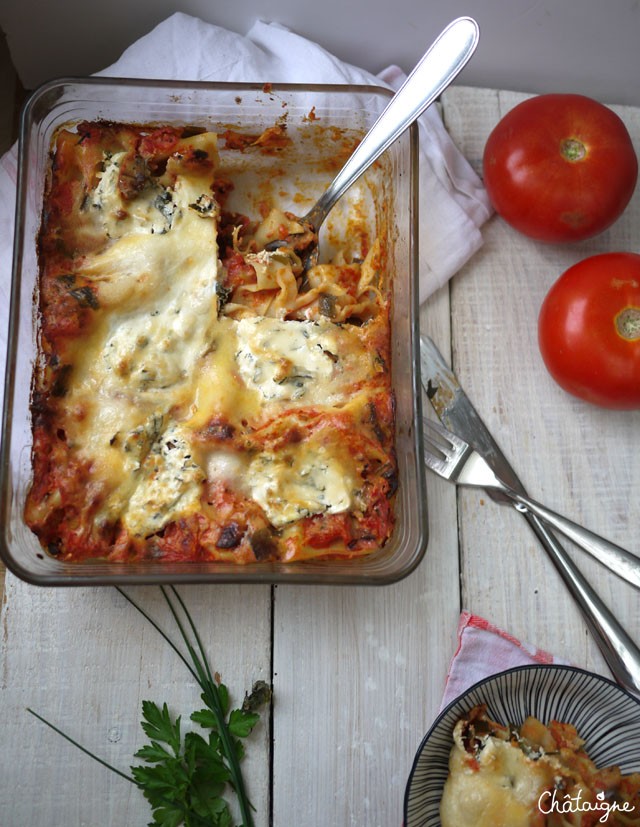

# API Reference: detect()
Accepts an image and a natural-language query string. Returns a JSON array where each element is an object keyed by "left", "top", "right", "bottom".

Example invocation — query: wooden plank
[
  {"left": 271, "top": 286, "right": 459, "bottom": 825},
  {"left": 0, "top": 579, "right": 272, "bottom": 825},
  {"left": 441, "top": 86, "right": 640, "bottom": 672}
]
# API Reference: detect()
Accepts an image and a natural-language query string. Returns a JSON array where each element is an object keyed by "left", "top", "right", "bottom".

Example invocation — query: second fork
[{"left": 423, "top": 417, "right": 640, "bottom": 591}]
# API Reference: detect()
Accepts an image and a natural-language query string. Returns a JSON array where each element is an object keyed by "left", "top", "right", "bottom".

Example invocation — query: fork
[{"left": 423, "top": 417, "right": 640, "bottom": 591}]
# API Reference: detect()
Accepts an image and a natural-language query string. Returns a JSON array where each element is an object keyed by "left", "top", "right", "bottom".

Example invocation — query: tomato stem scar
[
  {"left": 561, "top": 138, "right": 587, "bottom": 162},
  {"left": 616, "top": 307, "right": 640, "bottom": 340}
]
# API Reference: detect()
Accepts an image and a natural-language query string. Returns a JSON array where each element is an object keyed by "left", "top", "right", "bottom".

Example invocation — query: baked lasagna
[
  {"left": 25, "top": 120, "right": 397, "bottom": 564},
  {"left": 440, "top": 704, "right": 640, "bottom": 827}
]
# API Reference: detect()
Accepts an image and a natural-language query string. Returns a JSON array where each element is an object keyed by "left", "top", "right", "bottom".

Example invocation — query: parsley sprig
[{"left": 28, "top": 585, "right": 271, "bottom": 827}]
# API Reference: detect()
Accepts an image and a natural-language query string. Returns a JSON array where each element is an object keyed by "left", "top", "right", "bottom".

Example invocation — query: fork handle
[
  {"left": 506, "top": 489, "right": 640, "bottom": 591},
  {"left": 520, "top": 510, "right": 640, "bottom": 698}
]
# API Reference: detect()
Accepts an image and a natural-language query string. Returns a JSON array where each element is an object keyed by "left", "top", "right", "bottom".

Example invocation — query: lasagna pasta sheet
[{"left": 25, "top": 121, "right": 397, "bottom": 565}]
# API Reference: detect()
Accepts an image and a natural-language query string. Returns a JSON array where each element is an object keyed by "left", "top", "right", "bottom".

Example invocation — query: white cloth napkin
[
  {"left": 0, "top": 12, "right": 492, "bottom": 396},
  {"left": 440, "top": 611, "right": 568, "bottom": 710}
]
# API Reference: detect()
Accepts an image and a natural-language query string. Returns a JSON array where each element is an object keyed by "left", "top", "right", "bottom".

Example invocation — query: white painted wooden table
[{"left": 1, "top": 86, "right": 639, "bottom": 826}]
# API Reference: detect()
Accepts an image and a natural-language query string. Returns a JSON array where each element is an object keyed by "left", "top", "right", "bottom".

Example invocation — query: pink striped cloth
[{"left": 440, "top": 611, "right": 566, "bottom": 710}]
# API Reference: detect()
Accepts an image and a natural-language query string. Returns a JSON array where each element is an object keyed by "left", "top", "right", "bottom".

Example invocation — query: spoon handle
[
  {"left": 521, "top": 510, "right": 640, "bottom": 698},
  {"left": 508, "top": 490, "right": 640, "bottom": 591},
  {"left": 306, "top": 16, "right": 480, "bottom": 230}
]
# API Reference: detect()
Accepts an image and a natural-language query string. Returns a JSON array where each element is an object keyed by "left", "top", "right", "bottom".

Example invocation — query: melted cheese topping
[
  {"left": 235, "top": 316, "right": 375, "bottom": 408},
  {"left": 90, "top": 151, "right": 176, "bottom": 238},
  {"left": 64, "top": 143, "right": 219, "bottom": 533},
  {"left": 246, "top": 434, "right": 357, "bottom": 527},
  {"left": 236, "top": 317, "right": 339, "bottom": 402},
  {"left": 440, "top": 728, "right": 558, "bottom": 827},
  {"left": 31, "top": 127, "right": 394, "bottom": 554},
  {"left": 187, "top": 318, "right": 258, "bottom": 427},
  {"left": 124, "top": 423, "right": 205, "bottom": 536},
  {"left": 61, "top": 158, "right": 371, "bottom": 531}
]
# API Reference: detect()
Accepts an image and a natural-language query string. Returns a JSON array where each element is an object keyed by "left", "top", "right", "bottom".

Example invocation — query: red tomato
[
  {"left": 483, "top": 94, "right": 638, "bottom": 242},
  {"left": 538, "top": 253, "right": 640, "bottom": 409}
]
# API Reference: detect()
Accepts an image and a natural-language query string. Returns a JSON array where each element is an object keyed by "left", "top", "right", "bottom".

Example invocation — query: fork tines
[
  {"left": 423, "top": 417, "right": 465, "bottom": 452},
  {"left": 422, "top": 417, "right": 478, "bottom": 481},
  {"left": 422, "top": 418, "right": 454, "bottom": 472}
]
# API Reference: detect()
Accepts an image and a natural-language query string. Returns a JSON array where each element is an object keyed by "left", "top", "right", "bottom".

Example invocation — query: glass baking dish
[{"left": 0, "top": 77, "right": 427, "bottom": 585}]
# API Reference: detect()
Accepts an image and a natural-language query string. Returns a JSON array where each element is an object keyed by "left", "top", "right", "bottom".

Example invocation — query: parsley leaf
[
  {"left": 139, "top": 700, "right": 183, "bottom": 756},
  {"left": 28, "top": 587, "right": 272, "bottom": 827},
  {"left": 131, "top": 704, "right": 235, "bottom": 826},
  {"left": 228, "top": 709, "right": 260, "bottom": 739}
]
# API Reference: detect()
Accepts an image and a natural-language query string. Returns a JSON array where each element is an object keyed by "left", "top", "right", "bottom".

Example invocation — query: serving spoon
[{"left": 264, "top": 16, "right": 480, "bottom": 267}]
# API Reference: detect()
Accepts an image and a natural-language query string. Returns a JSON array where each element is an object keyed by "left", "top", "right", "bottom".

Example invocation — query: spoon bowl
[{"left": 264, "top": 16, "right": 479, "bottom": 268}]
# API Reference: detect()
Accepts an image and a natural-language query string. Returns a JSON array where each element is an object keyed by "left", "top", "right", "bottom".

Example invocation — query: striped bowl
[{"left": 404, "top": 664, "right": 640, "bottom": 827}]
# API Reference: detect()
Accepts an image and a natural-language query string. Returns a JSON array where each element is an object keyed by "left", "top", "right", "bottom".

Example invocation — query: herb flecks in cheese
[
  {"left": 64, "top": 139, "right": 219, "bottom": 530},
  {"left": 91, "top": 151, "right": 176, "bottom": 238},
  {"left": 235, "top": 317, "right": 341, "bottom": 402},
  {"left": 84, "top": 144, "right": 219, "bottom": 393},
  {"left": 124, "top": 424, "right": 205, "bottom": 537},
  {"left": 247, "top": 441, "right": 354, "bottom": 527}
]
